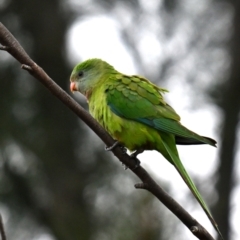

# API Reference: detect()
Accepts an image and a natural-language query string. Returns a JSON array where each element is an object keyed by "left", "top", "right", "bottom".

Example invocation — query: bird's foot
[
  {"left": 132, "top": 158, "right": 141, "bottom": 170},
  {"left": 105, "top": 141, "right": 127, "bottom": 154},
  {"left": 130, "top": 149, "right": 144, "bottom": 158},
  {"left": 129, "top": 149, "right": 143, "bottom": 170},
  {"left": 121, "top": 157, "right": 141, "bottom": 170},
  {"left": 105, "top": 141, "right": 119, "bottom": 151},
  {"left": 106, "top": 142, "right": 141, "bottom": 170}
]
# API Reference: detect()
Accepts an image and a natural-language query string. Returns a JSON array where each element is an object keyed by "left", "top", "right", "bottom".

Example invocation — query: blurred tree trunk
[
  {"left": 0, "top": 1, "right": 94, "bottom": 239},
  {"left": 213, "top": 1, "right": 240, "bottom": 239}
]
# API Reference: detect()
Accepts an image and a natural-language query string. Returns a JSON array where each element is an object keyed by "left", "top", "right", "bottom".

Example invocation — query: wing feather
[{"left": 106, "top": 75, "right": 216, "bottom": 146}]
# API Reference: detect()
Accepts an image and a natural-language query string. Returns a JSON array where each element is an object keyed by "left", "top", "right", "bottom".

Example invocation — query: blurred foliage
[{"left": 0, "top": 0, "right": 239, "bottom": 240}]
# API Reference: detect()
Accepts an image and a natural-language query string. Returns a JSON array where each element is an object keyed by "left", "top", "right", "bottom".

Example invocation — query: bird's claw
[
  {"left": 132, "top": 158, "right": 141, "bottom": 170},
  {"left": 106, "top": 143, "right": 141, "bottom": 170},
  {"left": 105, "top": 141, "right": 127, "bottom": 154},
  {"left": 129, "top": 149, "right": 143, "bottom": 170},
  {"left": 105, "top": 141, "right": 120, "bottom": 151},
  {"left": 120, "top": 145, "right": 127, "bottom": 154},
  {"left": 130, "top": 149, "right": 144, "bottom": 158},
  {"left": 121, "top": 158, "right": 140, "bottom": 170}
]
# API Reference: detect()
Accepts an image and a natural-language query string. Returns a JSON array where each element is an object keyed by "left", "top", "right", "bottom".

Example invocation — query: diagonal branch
[{"left": 0, "top": 22, "right": 214, "bottom": 240}]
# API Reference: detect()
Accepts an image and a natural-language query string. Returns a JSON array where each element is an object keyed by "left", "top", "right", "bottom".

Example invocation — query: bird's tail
[{"left": 162, "top": 140, "right": 224, "bottom": 239}]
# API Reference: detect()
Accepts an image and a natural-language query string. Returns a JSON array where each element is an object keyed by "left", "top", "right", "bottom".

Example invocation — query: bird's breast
[{"left": 88, "top": 90, "right": 162, "bottom": 152}]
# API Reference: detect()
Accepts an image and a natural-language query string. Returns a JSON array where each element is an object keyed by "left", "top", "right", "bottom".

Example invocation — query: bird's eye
[{"left": 78, "top": 71, "right": 84, "bottom": 77}]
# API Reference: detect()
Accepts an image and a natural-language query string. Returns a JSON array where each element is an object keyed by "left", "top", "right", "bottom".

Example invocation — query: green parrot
[{"left": 70, "top": 58, "right": 222, "bottom": 238}]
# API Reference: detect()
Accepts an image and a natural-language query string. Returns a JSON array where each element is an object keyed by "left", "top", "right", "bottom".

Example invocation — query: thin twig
[{"left": 0, "top": 22, "right": 215, "bottom": 240}]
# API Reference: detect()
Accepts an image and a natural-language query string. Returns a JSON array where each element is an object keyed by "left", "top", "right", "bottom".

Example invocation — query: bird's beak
[{"left": 70, "top": 82, "right": 77, "bottom": 92}]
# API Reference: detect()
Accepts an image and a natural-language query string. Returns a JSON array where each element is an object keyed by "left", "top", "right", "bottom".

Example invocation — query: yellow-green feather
[{"left": 88, "top": 75, "right": 159, "bottom": 150}]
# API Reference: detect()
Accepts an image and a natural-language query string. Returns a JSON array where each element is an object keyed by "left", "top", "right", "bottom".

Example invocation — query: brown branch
[{"left": 0, "top": 22, "right": 215, "bottom": 240}]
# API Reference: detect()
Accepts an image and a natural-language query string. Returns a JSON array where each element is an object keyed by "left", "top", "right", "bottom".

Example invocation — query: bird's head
[{"left": 70, "top": 58, "right": 114, "bottom": 96}]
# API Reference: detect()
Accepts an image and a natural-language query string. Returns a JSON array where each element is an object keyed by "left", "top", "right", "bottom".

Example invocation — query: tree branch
[{"left": 0, "top": 22, "right": 214, "bottom": 240}]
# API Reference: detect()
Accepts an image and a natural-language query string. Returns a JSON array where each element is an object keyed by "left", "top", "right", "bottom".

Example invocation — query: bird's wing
[
  {"left": 106, "top": 74, "right": 216, "bottom": 146},
  {"left": 107, "top": 74, "right": 180, "bottom": 120}
]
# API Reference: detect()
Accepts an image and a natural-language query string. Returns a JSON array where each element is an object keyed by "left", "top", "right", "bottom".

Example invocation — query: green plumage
[{"left": 70, "top": 58, "right": 222, "bottom": 239}]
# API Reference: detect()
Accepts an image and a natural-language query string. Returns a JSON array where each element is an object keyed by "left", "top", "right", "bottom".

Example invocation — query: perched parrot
[{"left": 70, "top": 58, "right": 222, "bottom": 238}]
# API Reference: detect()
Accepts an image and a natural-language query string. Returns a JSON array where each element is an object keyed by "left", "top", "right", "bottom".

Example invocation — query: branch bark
[{"left": 0, "top": 22, "right": 215, "bottom": 240}]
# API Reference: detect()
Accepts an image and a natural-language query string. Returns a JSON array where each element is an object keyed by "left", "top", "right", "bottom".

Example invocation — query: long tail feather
[
  {"left": 162, "top": 140, "right": 224, "bottom": 239},
  {"left": 175, "top": 136, "right": 217, "bottom": 146}
]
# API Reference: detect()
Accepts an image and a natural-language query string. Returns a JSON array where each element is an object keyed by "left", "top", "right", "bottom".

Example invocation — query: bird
[{"left": 70, "top": 58, "right": 222, "bottom": 238}]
